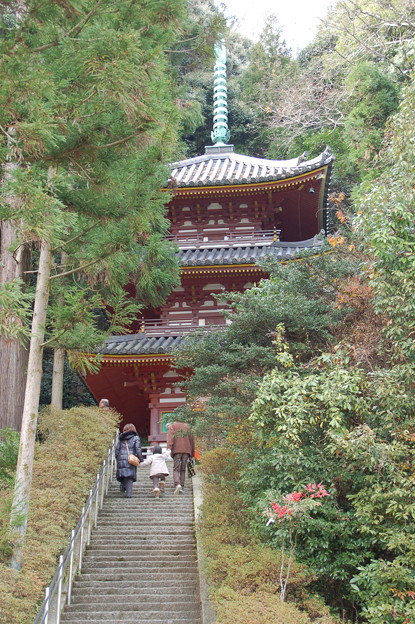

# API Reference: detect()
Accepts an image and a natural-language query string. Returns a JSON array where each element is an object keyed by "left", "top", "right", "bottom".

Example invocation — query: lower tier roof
[
  {"left": 96, "top": 235, "right": 325, "bottom": 357},
  {"left": 98, "top": 334, "right": 184, "bottom": 357},
  {"left": 178, "top": 235, "right": 323, "bottom": 267}
]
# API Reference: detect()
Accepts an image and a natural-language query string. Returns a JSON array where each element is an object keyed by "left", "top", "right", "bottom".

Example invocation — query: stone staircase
[{"left": 61, "top": 476, "right": 202, "bottom": 624}]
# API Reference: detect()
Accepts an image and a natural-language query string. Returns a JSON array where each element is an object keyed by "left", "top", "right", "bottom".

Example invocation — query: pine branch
[
  {"left": 68, "top": 157, "right": 99, "bottom": 187},
  {"left": 49, "top": 256, "right": 107, "bottom": 280},
  {"left": 0, "top": 124, "right": 17, "bottom": 143},
  {"left": 52, "top": 222, "right": 100, "bottom": 252},
  {"left": 33, "top": 0, "right": 104, "bottom": 53},
  {"left": 41, "top": 327, "right": 70, "bottom": 348},
  {"left": 89, "top": 129, "right": 149, "bottom": 150}
]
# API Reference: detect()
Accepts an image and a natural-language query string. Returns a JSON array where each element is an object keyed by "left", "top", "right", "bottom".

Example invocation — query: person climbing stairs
[{"left": 61, "top": 476, "right": 202, "bottom": 624}]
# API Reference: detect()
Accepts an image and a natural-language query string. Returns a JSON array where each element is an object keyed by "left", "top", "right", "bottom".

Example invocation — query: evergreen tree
[{"left": 0, "top": 0, "right": 185, "bottom": 568}]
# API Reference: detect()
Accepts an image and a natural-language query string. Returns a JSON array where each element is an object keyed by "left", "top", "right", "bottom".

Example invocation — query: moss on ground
[
  {"left": 0, "top": 406, "right": 119, "bottom": 624},
  {"left": 199, "top": 447, "right": 343, "bottom": 624}
]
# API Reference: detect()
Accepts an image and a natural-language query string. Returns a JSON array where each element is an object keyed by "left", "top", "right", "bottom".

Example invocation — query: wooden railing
[
  {"left": 165, "top": 229, "right": 280, "bottom": 248},
  {"left": 137, "top": 318, "right": 226, "bottom": 336}
]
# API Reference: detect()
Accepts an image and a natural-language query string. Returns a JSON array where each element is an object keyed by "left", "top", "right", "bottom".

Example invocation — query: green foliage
[
  {"left": 247, "top": 348, "right": 415, "bottom": 621},
  {"left": 0, "top": 405, "right": 119, "bottom": 624},
  {"left": 240, "top": 14, "right": 294, "bottom": 102},
  {"left": 0, "top": 0, "right": 184, "bottom": 369},
  {"left": 343, "top": 62, "right": 399, "bottom": 180},
  {"left": 177, "top": 206, "right": 415, "bottom": 622},
  {"left": 234, "top": 0, "right": 412, "bottom": 192},
  {"left": 173, "top": 247, "right": 360, "bottom": 439},
  {"left": 355, "top": 70, "right": 415, "bottom": 362},
  {"left": 0, "top": 279, "right": 33, "bottom": 343},
  {"left": 199, "top": 448, "right": 340, "bottom": 623},
  {"left": 0, "top": 429, "right": 20, "bottom": 486},
  {"left": 251, "top": 362, "right": 367, "bottom": 446}
]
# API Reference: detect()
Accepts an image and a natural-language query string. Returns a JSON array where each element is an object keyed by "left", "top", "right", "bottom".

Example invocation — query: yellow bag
[{"left": 125, "top": 441, "right": 140, "bottom": 467}]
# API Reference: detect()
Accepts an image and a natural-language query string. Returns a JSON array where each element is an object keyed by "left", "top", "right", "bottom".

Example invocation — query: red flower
[{"left": 285, "top": 491, "right": 303, "bottom": 502}]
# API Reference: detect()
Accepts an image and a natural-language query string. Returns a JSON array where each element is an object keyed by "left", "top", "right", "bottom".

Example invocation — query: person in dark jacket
[{"left": 115, "top": 423, "right": 143, "bottom": 498}]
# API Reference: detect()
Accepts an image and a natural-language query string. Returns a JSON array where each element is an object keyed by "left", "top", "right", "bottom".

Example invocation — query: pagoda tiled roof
[
  {"left": 168, "top": 146, "right": 334, "bottom": 188},
  {"left": 178, "top": 235, "right": 323, "bottom": 267},
  {"left": 99, "top": 236, "right": 324, "bottom": 357},
  {"left": 98, "top": 334, "right": 184, "bottom": 356}
]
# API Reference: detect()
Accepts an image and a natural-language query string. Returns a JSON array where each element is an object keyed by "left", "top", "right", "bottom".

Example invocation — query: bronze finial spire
[{"left": 211, "top": 40, "right": 230, "bottom": 145}]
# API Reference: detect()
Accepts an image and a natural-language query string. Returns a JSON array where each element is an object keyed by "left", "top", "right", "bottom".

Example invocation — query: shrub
[
  {"left": 199, "top": 448, "right": 342, "bottom": 624},
  {"left": 0, "top": 406, "right": 119, "bottom": 624}
]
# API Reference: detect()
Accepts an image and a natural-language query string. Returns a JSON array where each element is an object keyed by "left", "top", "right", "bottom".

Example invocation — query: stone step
[
  {"left": 71, "top": 586, "right": 198, "bottom": 597},
  {"left": 76, "top": 572, "right": 199, "bottom": 582},
  {"left": 65, "top": 603, "right": 200, "bottom": 614},
  {"left": 94, "top": 528, "right": 194, "bottom": 533},
  {"left": 102, "top": 495, "right": 193, "bottom": 500},
  {"left": 72, "top": 579, "right": 198, "bottom": 590},
  {"left": 71, "top": 591, "right": 198, "bottom": 605},
  {"left": 91, "top": 531, "right": 194, "bottom": 537},
  {"left": 59, "top": 472, "right": 200, "bottom": 624},
  {"left": 98, "top": 512, "right": 194, "bottom": 517},
  {"left": 83, "top": 555, "right": 196, "bottom": 562},
  {"left": 86, "top": 544, "right": 196, "bottom": 551},
  {"left": 87, "top": 539, "right": 195, "bottom": 547},
  {"left": 82, "top": 560, "right": 196, "bottom": 576},
  {"left": 105, "top": 489, "right": 192, "bottom": 494},
  {"left": 101, "top": 504, "right": 194, "bottom": 510},
  {"left": 62, "top": 617, "right": 201, "bottom": 624},
  {"left": 88, "top": 537, "right": 195, "bottom": 544},
  {"left": 97, "top": 520, "right": 194, "bottom": 524},
  {"left": 97, "top": 519, "right": 193, "bottom": 525}
]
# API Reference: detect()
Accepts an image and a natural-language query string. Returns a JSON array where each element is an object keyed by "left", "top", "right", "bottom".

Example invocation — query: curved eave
[
  {"left": 181, "top": 264, "right": 266, "bottom": 277},
  {"left": 85, "top": 353, "right": 175, "bottom": 365},
  {"left": 165, "top": 166, "right": 329, "bottom": 198},
  {"left": 180, "top": 253, "right": 331, "bottom": 275}
]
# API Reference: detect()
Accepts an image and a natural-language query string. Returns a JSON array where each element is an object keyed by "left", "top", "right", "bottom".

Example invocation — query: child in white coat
[{"left": 140, "top": 446, "right": 171, "bottom": 497}]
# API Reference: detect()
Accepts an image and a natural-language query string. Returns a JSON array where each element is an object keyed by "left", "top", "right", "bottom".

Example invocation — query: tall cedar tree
[{"left": 0, "top": 0, "right": 184, "bottom": 568}]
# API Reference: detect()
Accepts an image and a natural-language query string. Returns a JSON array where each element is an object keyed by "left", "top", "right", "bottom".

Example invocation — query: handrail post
[
  {"left": 56, "top": 555, "right": 64, "bottom": 624},
  {"left": 86, "top": 490, "right": 93, "bottom": 545},
  {"left": 78, "top": 506, "right": 85, "bottom": 570},
  {"left": 94, "top": 474, "right": 99, "bottom": 528},
  {"left": 105, "top": 450, "right": 110, "bottom": 494},
  {"left": 110, "top": 446, "right": 114, "bottom": 484},
  {"left": 100, "top": 464, "right": 106, "bottom": 507},
  {"left": 67, "top": 530, "right": 75, "bottom": 606},
  {"left": 44, "top": 587, "right": 50, "bottom": 624}
]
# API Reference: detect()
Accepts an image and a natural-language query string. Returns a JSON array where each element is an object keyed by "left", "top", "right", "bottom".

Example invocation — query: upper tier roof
[{"left": 168, "top": 146, "right": 334, "bottom": 189}]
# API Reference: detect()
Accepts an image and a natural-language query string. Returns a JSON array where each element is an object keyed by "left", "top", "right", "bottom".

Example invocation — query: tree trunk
[
  {"left": 51, "top": 348, "right": 65, "bottom": 410},
  {"left": 0, "top": 223, "right": 31, "bottom": 431},
  {"left": 10, "top": 240, "right": 52, "bottom": 570}
]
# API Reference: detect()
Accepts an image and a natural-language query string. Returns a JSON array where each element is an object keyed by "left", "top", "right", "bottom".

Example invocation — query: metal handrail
[{"left": 33, "top": 432, "right": 119, "bottom": 624}]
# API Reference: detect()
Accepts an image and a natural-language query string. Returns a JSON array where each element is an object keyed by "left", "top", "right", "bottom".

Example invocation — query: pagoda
[{"left": 84, "top": 43, "right": 334, "bottom": 443}]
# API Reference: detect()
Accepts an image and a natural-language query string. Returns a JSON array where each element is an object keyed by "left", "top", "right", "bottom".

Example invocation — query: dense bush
[
  {"left": 199, "top": 448, "right": 342, "bottom": 624},
  {"left": 0, "top": 406, "right": 119, "bottom": 624}
]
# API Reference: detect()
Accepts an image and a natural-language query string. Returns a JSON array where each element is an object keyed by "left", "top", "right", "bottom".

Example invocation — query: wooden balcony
[
  {"left": 137, "top": 318, "right": 226, "bottom": 336},
  {"left": 165, "top": 229, "right": 281, "bottom": 248}
]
